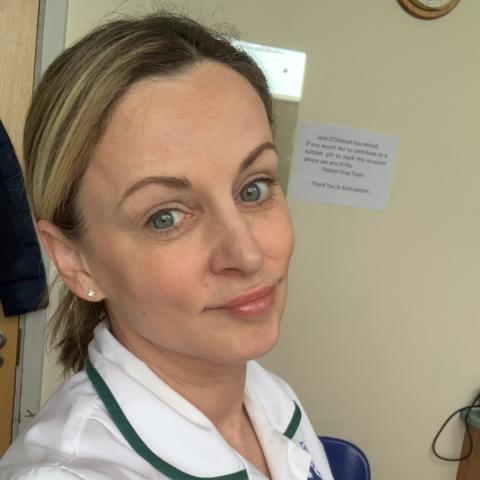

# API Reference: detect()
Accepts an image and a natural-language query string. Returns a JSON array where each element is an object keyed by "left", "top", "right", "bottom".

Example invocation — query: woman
[{"left": 0, "top": 13, "right": 333, "bottom": 480}]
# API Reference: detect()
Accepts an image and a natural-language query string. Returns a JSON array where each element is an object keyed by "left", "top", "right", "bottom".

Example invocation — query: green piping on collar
[
  {"left": 283, "top": 401, "right": 302, "bottom": 439},
  {"left": 86, "top": 360, "right": 248, "bottom": 480}
]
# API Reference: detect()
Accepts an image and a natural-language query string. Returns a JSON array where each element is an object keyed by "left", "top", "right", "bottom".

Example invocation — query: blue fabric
[{"left": 0, "top": 120, "right": 48, "bottom": 316}]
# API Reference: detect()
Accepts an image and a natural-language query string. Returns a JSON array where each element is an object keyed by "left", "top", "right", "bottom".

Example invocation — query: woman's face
[{"left": 77, "top": 61, "right": 294, "bottom": 367}]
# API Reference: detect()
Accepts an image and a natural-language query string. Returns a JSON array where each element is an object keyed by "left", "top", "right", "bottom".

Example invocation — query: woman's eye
[
  {"left": 239, "top": 180, "right": 270, "bottom": 203},
  {"left": 149, "top": 209, "right": 184, "bottom": 231}
]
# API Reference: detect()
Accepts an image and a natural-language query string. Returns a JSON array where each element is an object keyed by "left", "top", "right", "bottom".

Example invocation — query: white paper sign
[{"left": 291, "top": 123, "right": 399, "bottom": 210}]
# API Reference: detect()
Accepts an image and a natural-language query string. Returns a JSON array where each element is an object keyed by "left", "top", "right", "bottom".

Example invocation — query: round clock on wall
[{"left": 398, "top": 0, "right": 461, "bottom": 19}]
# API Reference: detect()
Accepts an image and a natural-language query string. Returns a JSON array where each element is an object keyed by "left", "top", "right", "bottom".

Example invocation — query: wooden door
[{"left": 0, "top": 0, "right": 40, "bottom": 454}]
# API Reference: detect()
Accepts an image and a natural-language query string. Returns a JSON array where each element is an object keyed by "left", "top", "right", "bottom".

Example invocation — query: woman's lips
[{"left": 212, "top": 285, "right": 275, "bottom": 318}]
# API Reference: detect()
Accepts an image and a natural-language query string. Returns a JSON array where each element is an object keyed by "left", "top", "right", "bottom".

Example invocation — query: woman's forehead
[
  {"left": 82, "top": 62, "right": 272, "bottom": 200},
  {"left": 111, "top": 63, "right": 258, "bottom": 123},
  {"left": 98, "top": 62, "right": 267, "bottom": 155}
]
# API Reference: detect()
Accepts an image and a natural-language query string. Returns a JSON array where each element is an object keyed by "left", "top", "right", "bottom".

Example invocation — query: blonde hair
[{"left": 24, "top": 13, "right": 272, "bottom": 373}]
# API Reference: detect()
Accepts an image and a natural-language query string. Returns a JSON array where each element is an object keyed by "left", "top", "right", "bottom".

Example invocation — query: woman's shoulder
[
  {"left": 5, "top": 464, "right": 86, "bottom": 480},
  {"left": 21, "top": 370, "right": 106, "bottom": 446},
  {"left": 2, "top": 463, "right": 139, "bottom": 480},
  {"left": 0, "top": 371, "right": 115, "bottom": 480}
]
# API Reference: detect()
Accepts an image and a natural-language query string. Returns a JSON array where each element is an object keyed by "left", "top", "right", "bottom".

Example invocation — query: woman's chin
[{"left": 228, "top": 322, "right": 281, "bottom": 364}]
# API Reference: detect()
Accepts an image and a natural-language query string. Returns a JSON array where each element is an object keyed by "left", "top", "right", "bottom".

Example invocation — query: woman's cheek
[{"left": 267, "top": 207, "right": 295, "bottom": 263}]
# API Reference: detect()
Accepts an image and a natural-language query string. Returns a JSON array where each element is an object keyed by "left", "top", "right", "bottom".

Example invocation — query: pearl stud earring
[{"left": 87, "top": 288, "right": 96, "bottom": 298}]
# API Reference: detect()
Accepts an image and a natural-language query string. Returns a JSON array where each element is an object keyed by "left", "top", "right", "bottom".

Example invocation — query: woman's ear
[{"left": 37, "top": 219, "right": 105, "bottom": 302}]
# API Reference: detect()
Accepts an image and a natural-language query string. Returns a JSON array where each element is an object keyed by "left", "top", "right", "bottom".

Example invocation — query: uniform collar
[
  {"left": 244, "top": 361, "right": 302, "bottom": 439},
  {"left": 87, "top": 322, "right": 305, "bottom": 479}
]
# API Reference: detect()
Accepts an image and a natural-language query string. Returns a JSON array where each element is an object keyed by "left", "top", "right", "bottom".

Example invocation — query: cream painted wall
[{"left": 39, "top": 1, "right": 480, "bottom": 478}]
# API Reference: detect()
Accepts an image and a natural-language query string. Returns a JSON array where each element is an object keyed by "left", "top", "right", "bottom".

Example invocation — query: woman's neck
[
  {"left": 112, "top": 321, "right": 247, "bottom": 427},
  {"left": 112, "top": 324, "right": 270, "bottom": 478},
  {"left": 148, "top": 347, "right": 247, "bottom": 428}
]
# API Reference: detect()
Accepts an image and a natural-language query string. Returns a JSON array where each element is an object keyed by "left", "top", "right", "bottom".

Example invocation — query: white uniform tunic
[{"left": 0, "top": 323, "right": 334, "bottom": 480}]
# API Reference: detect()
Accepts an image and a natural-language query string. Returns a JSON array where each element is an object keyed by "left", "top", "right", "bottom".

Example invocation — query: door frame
[
  {"left": 0, "top": 0, "right": 41, "bottom": 454},
  {"left": 0, "top": 0, "right": 69, "bottom": 448},
  {"left": 11, "top": 0, "right": 69, "bottom": 440}
]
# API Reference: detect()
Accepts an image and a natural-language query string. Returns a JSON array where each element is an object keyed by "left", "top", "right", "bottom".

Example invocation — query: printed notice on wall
[{"left": 291, "top": 123, "right": 399, "bottom": 210}]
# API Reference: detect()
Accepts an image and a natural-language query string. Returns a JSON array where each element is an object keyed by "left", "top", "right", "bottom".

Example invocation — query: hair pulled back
[{"left": 24, "top": 12, "right": 272, "bottom": 373}]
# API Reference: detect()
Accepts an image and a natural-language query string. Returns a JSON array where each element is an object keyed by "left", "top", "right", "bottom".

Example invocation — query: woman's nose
[{"left": 208, "top": 210, "right": 264, "bottom": 277}]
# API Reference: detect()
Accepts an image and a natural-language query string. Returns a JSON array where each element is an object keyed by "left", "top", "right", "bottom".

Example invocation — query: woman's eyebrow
[
  {"left": 118, "top": 176, "right": 191, "bottom": 208},
  {"left": 118, "top": 141, "right": 277, "bottom": 208},
  {"left": 238, "top": 141, "right": 277, "bottom": 174}
]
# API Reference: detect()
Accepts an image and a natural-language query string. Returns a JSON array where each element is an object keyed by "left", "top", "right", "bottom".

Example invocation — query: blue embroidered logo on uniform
[{"left": 299, "top": 441, "right": 323, "bottom": 480}]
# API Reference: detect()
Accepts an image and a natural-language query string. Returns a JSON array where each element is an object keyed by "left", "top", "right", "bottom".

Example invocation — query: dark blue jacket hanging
[{"left": 0, "top": 120, "right": 48, "bottom": 316}]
